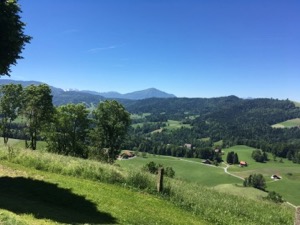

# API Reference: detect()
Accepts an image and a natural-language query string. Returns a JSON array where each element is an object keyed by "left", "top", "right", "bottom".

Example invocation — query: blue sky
[{"left": 10, "top": 0, "right": 300, "bottom": 101}]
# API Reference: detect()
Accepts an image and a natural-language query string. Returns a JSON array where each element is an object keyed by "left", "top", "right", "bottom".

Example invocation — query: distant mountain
[
  {"left": 123, "top": 88, "right": 176, "bottom": 100},
  {"left": 0, "top": 79, "right": 65, "bottom": 96},
  {"left": 0, "top": 79, "right": 176, "bottom": 105},
  {"left": 52, "top": 91, "right": 105, "bottom": 106},
  {"left": 81, "top": 88, "right": 176, "bottom": 100}
]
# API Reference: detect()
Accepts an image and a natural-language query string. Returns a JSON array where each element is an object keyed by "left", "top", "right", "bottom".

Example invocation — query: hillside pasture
[
  {"left": 224, "top": 145, "right": 300, "bottom": 205},
  {"left": 271, "top": 118, "right": 300, "bottom": 128},
  {"left": 0, "top": 141, "right": 295, "bottom": 224},
  {"left": 164, "top": 120, "right": 192, "bottom": 130},
  {"left": 119, "top": 154, "right": 240, "bottom": 186},
  {"left": 294, "top": 101, "right": 300, "bottom": 107}
]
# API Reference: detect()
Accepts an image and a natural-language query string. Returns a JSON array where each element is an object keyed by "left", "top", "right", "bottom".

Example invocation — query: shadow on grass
[{"left": 0, "top": 176, "right": 117, "bottom": 224}]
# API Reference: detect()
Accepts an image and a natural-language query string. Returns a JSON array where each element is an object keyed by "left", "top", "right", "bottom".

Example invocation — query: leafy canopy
[{"left": 0, "top": 0, "right": 31, "bottom": 76}]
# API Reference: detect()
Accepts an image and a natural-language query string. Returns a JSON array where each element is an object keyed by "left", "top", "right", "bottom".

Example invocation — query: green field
[
  {"left": 294, "top": 101, "right": 300, "bottom": 107},
  {"left": 224, "top": 145, "right": 300, "bottom": 205},
  {"left": 130, "top": 113, "right": 151, "bottom": 120},
  {"left": 118, "top": 154, "right": 240, "bottom": 186},
  {"left": 164, "top": 120, "right": 192, "bottom": 130},
  {"left": 272, "top": 118, "right": 300, "bottom": 128}
]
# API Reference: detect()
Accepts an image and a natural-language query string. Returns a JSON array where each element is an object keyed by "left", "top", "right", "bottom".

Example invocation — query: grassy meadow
[
  {"left": 224, "top": 145, "right": 300, "bottom": 205},
  {"left": 164, "top": 120, "right": 192, "bottom": 130},
  {"left": 272, "top": 118, "right": 300, "bottom": 128},
  {"left": 118, "top": 154, "right": 240, "bottom": 186},
  {"left": 0, "top": 139, "right": 296, "bottom": 224}
]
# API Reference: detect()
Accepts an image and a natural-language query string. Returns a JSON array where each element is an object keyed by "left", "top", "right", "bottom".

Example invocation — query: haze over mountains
[{"left": 0, "top": 79, "right": 176, "bottom": 101}]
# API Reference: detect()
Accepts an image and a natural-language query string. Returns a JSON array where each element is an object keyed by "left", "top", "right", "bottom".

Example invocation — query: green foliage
[
  {"left": 165, "top": 166, "right": 175, "bottom": 178},
  {"left": 0, "top": 84, "right": 23, "bottom": 144},
  {"left": 0, "top": 0, "right": 31, "bottom": 76},
  {"left": 45, "top": 103, "right": 90, "bottom": 157},
  {"left": 90, "top": 100, "right": 131, "bottom": 163},
  {"left": 251, "top": 149, "right": 268, "bottom": 162},
  {"left": 226, "top": 151, "right": 240, "bottom": 164},
  {"left": 243, "top": 174, "right": 266, "bottom": 190},
  {"left": 143, "top": 161, "right": 159, "bottom": 174},
  {"left": 265, "top": 191, "right": 284, "bottom": 203},
  {"left": 21, "top": 84, "right": 54, "bottom": 150},
  {"left": 143, "top": 161, "right": 175, "bottom": 178}
]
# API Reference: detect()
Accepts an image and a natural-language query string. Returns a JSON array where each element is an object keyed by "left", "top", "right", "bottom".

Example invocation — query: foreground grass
[
  {"left": 0, "top": 141, "right": 295, "bottom": 225},
  {"left": 0, "top": 163, "right": 205, "bottom": 225}
]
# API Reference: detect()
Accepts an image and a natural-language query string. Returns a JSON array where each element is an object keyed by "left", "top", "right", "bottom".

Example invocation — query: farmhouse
[
  {"left": 118, "top": 150, "right": 135, "bottom": 160},
  {"left": 271, "top": 174, "right": 281, "bottom": 180},
  {"left": 239, "top": 161, "right": 248, "bottom": 167}
]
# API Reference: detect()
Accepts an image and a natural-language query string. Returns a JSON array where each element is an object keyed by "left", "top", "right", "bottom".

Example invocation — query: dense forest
[{"left": 123, "top": 96, "right": 300, "bottom": 163}]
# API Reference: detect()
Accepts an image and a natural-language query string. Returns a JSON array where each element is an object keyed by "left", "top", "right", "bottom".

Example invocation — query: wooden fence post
[
  {"left": 295, "top": 207, "right": 300, "bottom": 225},
  {"left": 157, "top": 167, "right": 164, "bottom": 193}
]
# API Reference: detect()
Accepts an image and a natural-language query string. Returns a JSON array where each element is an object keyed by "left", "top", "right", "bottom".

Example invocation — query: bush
[
  {"left": 143, "top": 161, "right": 175, "bottom": 178},
  {"left": 265, "top": 191, "right": 284, "bottom": 203},
  {"left": 243, "top": 174, "right": 266, "bottom": 190}
]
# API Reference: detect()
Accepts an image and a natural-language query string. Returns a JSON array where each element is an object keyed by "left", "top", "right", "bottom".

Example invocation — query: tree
[
  {"left": 251, "top": 149, "right": 267, "bottom": 163},
  {"left": 243, "top": 174, "right": 266, "bottom": 190},
  {"left": 91, "top": 100, "right": 131, "bottom": 163},
  {"left": 0, "top": 84, "right": 23, "bottom": 144},
  {"left": 45, "top": 103, "right": 90, "bottom": 157},
  {"left": 0, "top": 0, "right": 31, "bottom": 76},
  {"left": 22, "top": 84, "right": 54, "bottom": 150},
  {"left": 233, "top": 152, "right": 239, "bottom": 164},
  {"left": 226, "top": 151, "right": 234, "bottom": 164}
]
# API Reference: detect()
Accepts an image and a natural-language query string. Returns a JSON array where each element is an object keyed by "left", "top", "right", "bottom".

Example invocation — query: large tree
[
  {"left": 0, "top": 0, "right": 31, "bottom": 76},
  {"left": 91, "top": 100, "right": 131, "bottom": 163},
  {"left": 22, "top": 84, "right": 54, "bottom": 150},
  {"left": 0, "top": 83, "right": 23, "bottom": 144},
  {"left": 45, "top": 103, "right": 90, "bottom": 157}
]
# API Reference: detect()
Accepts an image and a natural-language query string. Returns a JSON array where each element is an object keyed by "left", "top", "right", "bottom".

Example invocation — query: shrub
[
  {"left": 265, "top": 191, "right": 284, "bottom": 203},
  {"left": 143, "top": 161, "right": 175, "bottom": 178}
]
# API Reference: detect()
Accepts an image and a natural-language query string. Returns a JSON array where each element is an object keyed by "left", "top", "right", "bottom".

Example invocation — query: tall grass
[
  {"left": 0, "top": 148, "right": 124, "bottom": 184},
  {"left": 0, "top": 147, "right": 294, "bottom": 225}
]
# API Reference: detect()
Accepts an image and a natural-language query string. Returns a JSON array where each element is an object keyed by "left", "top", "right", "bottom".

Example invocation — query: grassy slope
[
  {"left": 0, "top": 140, "right": 295, "bottom": 225},
  {"left": 164, "top": 120, "right": 192, "bottom": 130},
  {"left": 0, "top": 162, "right": 207, "bottom": 225},
  {"left": 272, "top": 118, "right": 300, "bottom": 128},
  {"left": 294, "top": 101, "right": 300, "bottom": 107},
  {"left": 224, "top": 145, "right": 300, "bottom": 205}
]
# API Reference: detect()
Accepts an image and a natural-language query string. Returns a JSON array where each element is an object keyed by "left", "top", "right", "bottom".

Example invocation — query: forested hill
[
  {"left": 124, "top": 95, "right": 241, "bottom": 115},
  {"left": 124, "top": 96, "right": 300, "bottom": 160},
  {"left": 125, "top": 96, "right": 300, "bottom": 131}
]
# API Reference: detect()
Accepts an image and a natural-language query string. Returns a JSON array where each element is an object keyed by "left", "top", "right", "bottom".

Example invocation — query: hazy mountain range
[{"left": 0, "top": 79, "right": 176, "bottom": 102}]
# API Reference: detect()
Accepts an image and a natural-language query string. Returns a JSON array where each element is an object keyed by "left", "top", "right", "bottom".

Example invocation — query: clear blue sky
[{"left": 10, "top": 0, "right": 300, "bottom": 101}]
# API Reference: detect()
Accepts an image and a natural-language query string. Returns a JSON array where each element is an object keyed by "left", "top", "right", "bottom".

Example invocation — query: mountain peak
[{"left": 123, "top": 88, "right": 176, "bottom": 100}]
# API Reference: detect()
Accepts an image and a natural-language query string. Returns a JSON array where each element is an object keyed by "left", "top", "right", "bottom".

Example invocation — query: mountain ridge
[{"left": 0, "top": 79, "right": 176, "bottom": 100}]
